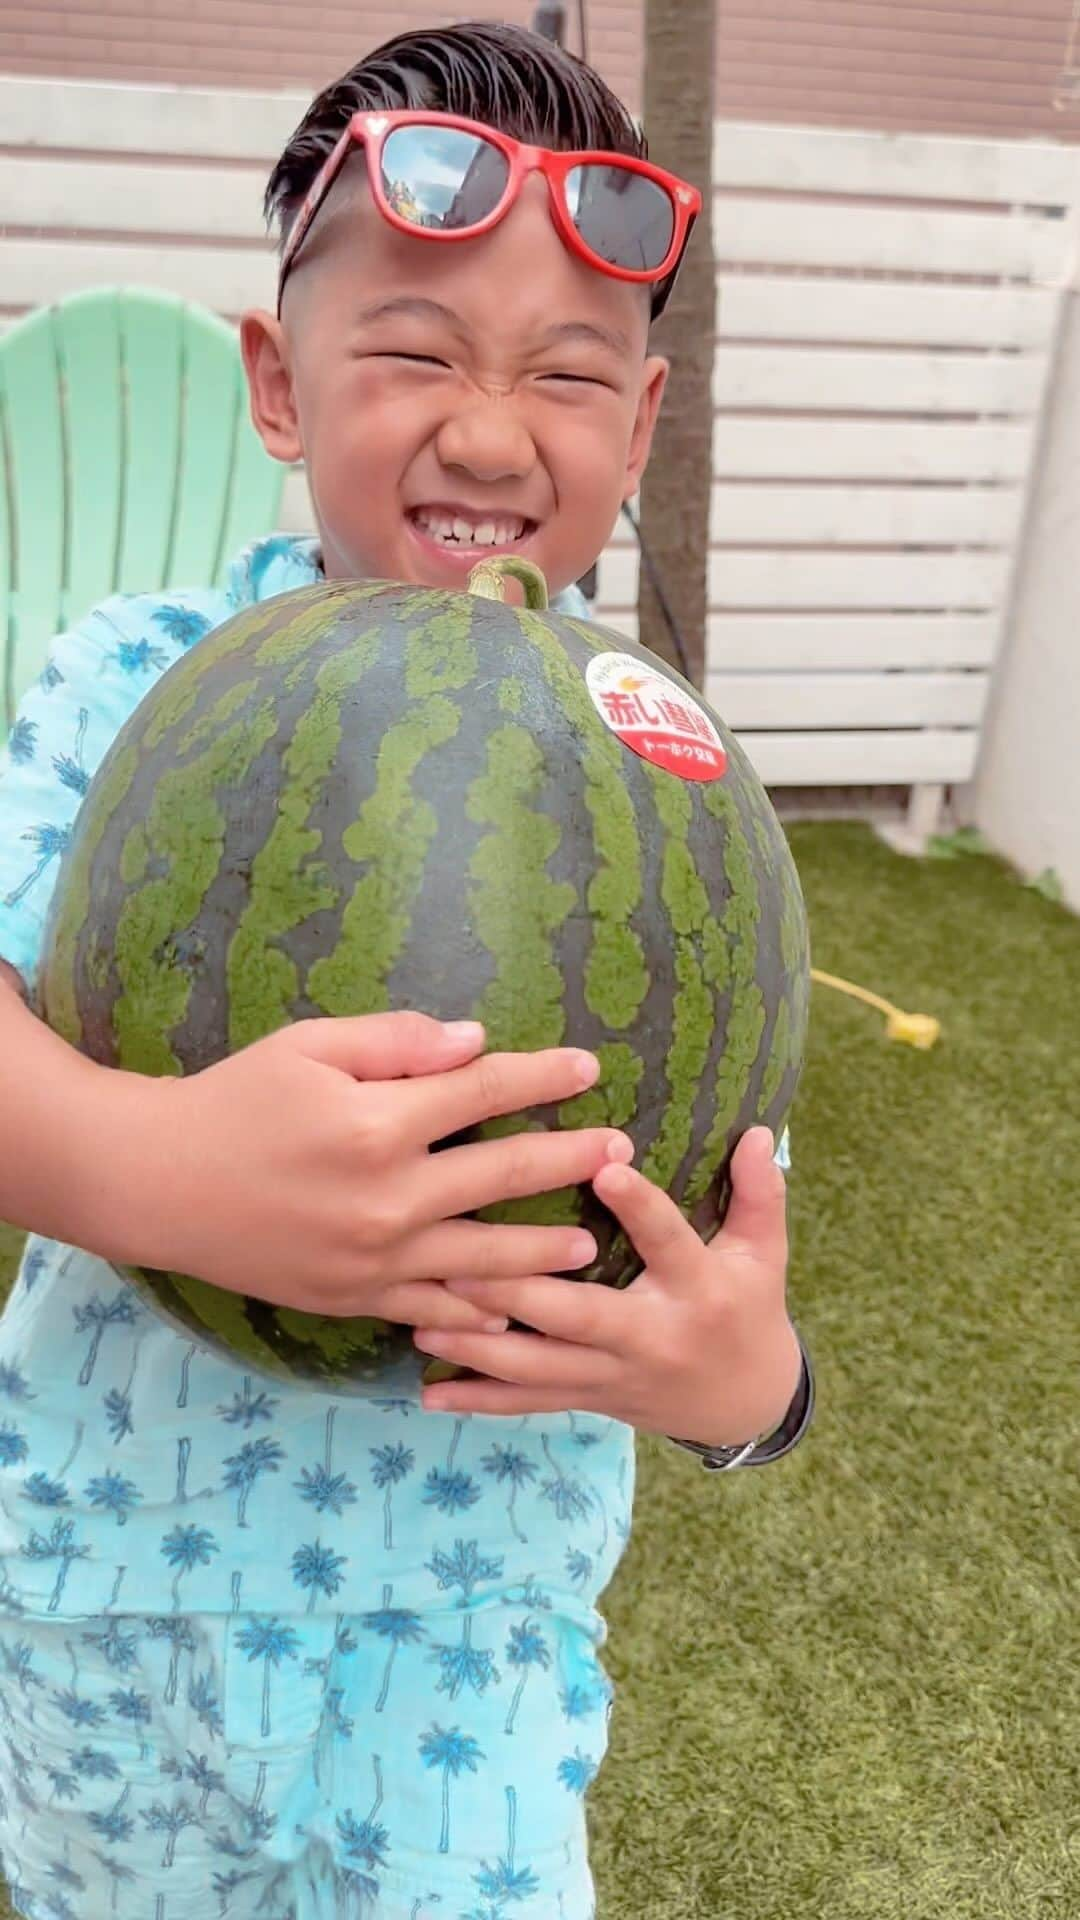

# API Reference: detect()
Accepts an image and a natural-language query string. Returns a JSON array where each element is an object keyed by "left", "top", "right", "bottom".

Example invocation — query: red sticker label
[{"left": 585, "top": 652, "right": 727, "bottom": 783}]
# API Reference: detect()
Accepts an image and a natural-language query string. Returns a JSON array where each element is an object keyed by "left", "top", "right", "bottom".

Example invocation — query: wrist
[
  {"left": 55, "top": 1065, "right": 184, "bottom": 1268},
  {"left": 683, "top": 1321, "right": 804, "bottom": 1451}
]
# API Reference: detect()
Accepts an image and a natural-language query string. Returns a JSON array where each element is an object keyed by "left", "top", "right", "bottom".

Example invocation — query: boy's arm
[{"left": 0, "top": 961, "right": 158, "bottom": 1255}]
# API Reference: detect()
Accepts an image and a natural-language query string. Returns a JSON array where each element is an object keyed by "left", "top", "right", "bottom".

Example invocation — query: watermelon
[{"left": 37, "top": 558, "right": 810, "bottom": 1394}]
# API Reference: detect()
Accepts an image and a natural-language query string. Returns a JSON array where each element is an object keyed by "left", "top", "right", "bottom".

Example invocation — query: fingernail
[
  {"left": 570, "top": 1233, "right": 598, "bottom": 1266},
  {"left": 573, "top": 1051, "right": 600, "bottom": 1089},
  {"left": 444, "top": 1021, "right": 485, "bottom": 1045},
  {"left": 606, "top": 1133, "right": 635, "bottom": 1163},
  {"left": 482, "top": 1317, "right": 510, "bottom": 1333}
]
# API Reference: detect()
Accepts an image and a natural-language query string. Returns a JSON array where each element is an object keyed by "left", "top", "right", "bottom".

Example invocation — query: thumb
[
  {"left": 720, "top": 1127, "right": 788, "bottom": 1266},
  {"left": 290, "top": 1012, "right": 486, "bottom": 1082}
]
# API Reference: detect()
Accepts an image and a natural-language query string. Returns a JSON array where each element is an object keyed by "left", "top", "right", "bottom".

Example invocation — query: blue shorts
[{"left": 0, "top": 1596, "right": 611, "bottom": 1918}]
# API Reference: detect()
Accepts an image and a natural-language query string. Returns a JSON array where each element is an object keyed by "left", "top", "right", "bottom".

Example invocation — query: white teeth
[{"left": 414, "top": 509, "right": 526, "bottom": 548}]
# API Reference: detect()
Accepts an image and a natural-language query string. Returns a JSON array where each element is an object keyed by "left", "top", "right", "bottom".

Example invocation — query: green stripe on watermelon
[
  {"left": 227, "top": 638, "right": 382, "bottom": 1052},
  {"left": 682, "top": 780, "right": 767, "bottom": 1207},
  {"left": 640, "top": 770, "right": 714, "bottom": 1193},
  {"left": 40, "top": 743, "right": 139, "bottom": 1050},
  {"left": 111, "top": 702, "right": 278, "bottom": 1074},
  {"left": 177, "top": 676, "right": 259, "bottom": 758}
]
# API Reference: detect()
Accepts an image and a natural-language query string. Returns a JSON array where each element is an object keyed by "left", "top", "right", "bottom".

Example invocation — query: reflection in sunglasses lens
[
  {"left": 568, "top": 165, "right": 675, "bottom": 272},
  {"left": 381, "top": 126, "right": 510, "bottom": 230}
]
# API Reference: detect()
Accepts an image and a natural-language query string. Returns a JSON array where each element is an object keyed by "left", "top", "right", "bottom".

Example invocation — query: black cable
[{"left": 620, "top": 502, "right": 694, "bottom": 684}]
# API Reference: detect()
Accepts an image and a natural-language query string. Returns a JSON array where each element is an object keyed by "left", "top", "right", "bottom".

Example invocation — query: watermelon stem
[{"left": 466, "top": 558, "right": 550, "bottom": 610}]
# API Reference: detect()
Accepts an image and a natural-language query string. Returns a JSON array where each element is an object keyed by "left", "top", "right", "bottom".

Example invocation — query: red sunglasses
[{"left": 277, "top": 109, "right": 702, "bottom": 320}]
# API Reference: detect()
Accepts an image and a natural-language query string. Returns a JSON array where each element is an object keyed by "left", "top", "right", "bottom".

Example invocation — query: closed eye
[{"left": 371, "top": 351, "right": 451, "bottom": 369}]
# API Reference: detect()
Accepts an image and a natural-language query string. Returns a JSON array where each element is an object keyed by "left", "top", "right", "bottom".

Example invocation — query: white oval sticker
[{"left": 585, "top": 652, "right": 727, "bottom": 783}]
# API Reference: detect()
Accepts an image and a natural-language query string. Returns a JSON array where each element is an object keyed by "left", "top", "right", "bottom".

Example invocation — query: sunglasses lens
[
  {"left": 381, "top": 125, "right": 510, "bottom": 231},
  {"left": 566, "top": 164, "right": 676, "bottom": 273}
]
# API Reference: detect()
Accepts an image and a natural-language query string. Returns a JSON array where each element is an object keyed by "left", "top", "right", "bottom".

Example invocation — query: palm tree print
[
  {"left": 481, "top": 1443, "right": 537, "bottom": 1544},
  {"left": 161, "top": 1749, "right": 224, "bottom": 1814},
  {"left": 471, "top": 1785, "right": 540, "bottom": 1910},
  {"left": 0, "top": 1637, "right": 45, "bottom": 1704},
  {"left": 72, "top": 1746, "right": 120, "bottom": 1781},
  {"left": 103, "top": 1388, "right": 133, "bottom": 1444},
  {"left": 217, "top": 1377, "right": 278, "bottom": 1427},
  {"left": 418, "top": 1723, "right": 485, "bottom": 1856},
  {"left": 141, "top": 1796, "right": 197, "bottom": 1867},
  {"left": 212, "top": 1867, "right": 258, "bottom": 1914},
  {"left": 187, "top": 1669, "right": 224, "bottom": 1742},
  {"left": 504, "top": 1618, "right": 552, "bottom": 1734},
  {"left": 362, "top": 1584, "right": 426, "bottom": 1713},
  {"left": 21, "top": 1516, "right": 90, "bottom": 1612},
  {"left": 81, "top": 1621, "right": 137, "bottom": 1670},
  {"left": 4, "top": 821, "right": 71, "bottom": 908},
  {"left": 84, "top": 1470, "right": 140, "bottom": 1526},
  {"left": 114, "top": 638, "right": 169, "bottom": 676},
  {"left": 297, "top": 1406, "right": 356, "bottom": 1517},
  {"left": 152, "top": 604, "right": 212, "bottom": 648},
  {"left": 426, "top": 1537, "right": 505, "bottom": 1701},
  {"left": 0, "top": 1358, "right": 35, "bottom": 1401},
  {"left": 7, "top": 716, "right": 37, "bottom": 763},
  {"left": 22, "top": 1469, "right": 71, "bottom": 1507},
  {"left": 221, "top": 1434, "right": 284, "bottom": 1527},
  {"left": 87, "top": 1781, "right": 134, "bottom": 1846},
  {"left": 565, "top": 1549, "right": 593, "bottom": 1589},
  {"left": 427, "top": 1538, "right": 505, "bottom": 1606},
  {"left": 0, "top": 1422, "right": 29, "bottom": 1466},
  {"left": 160, "top": 1523, "right": 219, "bottom": 1610},
  {"left": 424, "top": 1418, "right": 480, "bottom": 1516},
  {"left": 539, "top": 1436, "right": 594, "bottom": 1526},
  {"left": 557, "top": 1748, "right": 598, "bottom": 1795},
  {"left": 147, "top": 1616, "right": 198, "bottom": 1706},
  {"left": 21, "top": 1244, "right": 46, "bottom": 1293},
  {"left": 52, "top": 707, "right": 91, "bottom": 795},
  {"left": 73, "top": 1292, "right": 138, "bottom": 1387},
  {"left": 335, "top": 1754, "right": 390, "bottom": 1896},
  {"left": 291, "top": 1538, "right": 346, "bottom": 1612},
  {"left": 369, "top": 1439, "right": 415, "bottom": 1548},
  {"left": 234, "top": 1617, "right": 301, "bottom": 1737},
  {"left": 45, "top": 1767, "right": 81, "bottom": 1803},
  {"left": 429, "top": 1610, "right": 499, "bottom": 1703},
  {"left": 93, "top": 1852, "right": 136, "bottom": 1913}
]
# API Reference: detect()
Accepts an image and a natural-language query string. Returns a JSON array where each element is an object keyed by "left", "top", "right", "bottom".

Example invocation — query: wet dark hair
[{"left": 264, "top": 19, "right": 647, "bottom": 245}]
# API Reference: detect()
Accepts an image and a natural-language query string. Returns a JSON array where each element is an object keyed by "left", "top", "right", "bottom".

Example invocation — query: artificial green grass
[{"left": 1, "top": 823, "right": 1077, "bottom": 1919}]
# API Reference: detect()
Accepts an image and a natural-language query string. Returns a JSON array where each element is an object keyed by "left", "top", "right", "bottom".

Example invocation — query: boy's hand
[
  {"left": 113, "top": 1015, "right": 632, "bottom": 1337},
  {"left": 413, "top": 1127, "right": 802, "bottom": 1447}
]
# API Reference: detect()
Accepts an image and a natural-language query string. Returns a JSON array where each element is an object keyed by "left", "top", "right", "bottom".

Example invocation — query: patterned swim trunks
[{"left": 0, "top": 1592, "right": 612, "bottom": 1918}]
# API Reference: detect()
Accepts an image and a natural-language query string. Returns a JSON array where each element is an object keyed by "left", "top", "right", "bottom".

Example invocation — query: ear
[
  {"left": 240, "top": 309, "right": 303, "bottom": 465},
  {"left": 623, "top": 354, "right": 669, "bottom": 499}
]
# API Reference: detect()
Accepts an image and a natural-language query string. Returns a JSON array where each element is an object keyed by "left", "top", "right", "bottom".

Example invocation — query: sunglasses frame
[{"left": 276, "top": 108, "right": 702, "bottom": 319}]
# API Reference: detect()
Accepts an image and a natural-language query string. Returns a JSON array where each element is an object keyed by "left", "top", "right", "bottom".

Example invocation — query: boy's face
[{"left": 242, "top": 159, "right": 668, "bottom": 599}]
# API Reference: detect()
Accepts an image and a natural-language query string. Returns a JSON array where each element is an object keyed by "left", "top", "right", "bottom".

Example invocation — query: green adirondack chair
[{"left": 0, "top": 286, "right": 286, "bottom": 729}]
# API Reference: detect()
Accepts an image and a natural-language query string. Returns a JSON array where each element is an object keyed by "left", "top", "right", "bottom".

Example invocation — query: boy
[{"left": 0, "top": 22, "right": 812, "bottom": 1919}]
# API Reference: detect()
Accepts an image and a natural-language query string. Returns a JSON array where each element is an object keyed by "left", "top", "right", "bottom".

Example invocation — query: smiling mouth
[{"left": 408, "top": 506, "right": 538, "bottom": 551}]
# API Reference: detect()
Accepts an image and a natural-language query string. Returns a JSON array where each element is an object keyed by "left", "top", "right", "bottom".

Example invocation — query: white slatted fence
[{"left": 2, "top": 76, "right": 1078, "bottom": 806}]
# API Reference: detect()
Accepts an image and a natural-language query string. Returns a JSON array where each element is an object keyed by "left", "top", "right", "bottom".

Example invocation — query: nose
[{"left": 435, "top": 395, "right": 538, "bottom": 488}]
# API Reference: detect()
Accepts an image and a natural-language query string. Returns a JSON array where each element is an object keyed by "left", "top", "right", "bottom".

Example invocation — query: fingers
[
  {"left": 402, "top": 1219, "right": 603, "bottom": 1284},
  {"left": 590, "top": 1160, "right": 702, "bottom": 1284},
  {"left": 413, "top": 1325, "right": 614, "bottom": 1394},
  {"left": 721, "top": 1128, "right": 788, "bottom": 1265},
  {"left": 379, "top": 1279, "right": 511, "bottom": 1335},
  {"left": 440, "top": 1275, "right": 628, "bottom": 1349},
  {"left": 419, "top": 1127, "right": 633, "bottom": 1220},
  {"left": 423, "top": 1380, "right": 593, "bottom": 1418},
  {"left": 392, "top": 1046, "right": 603, "bottom": 1150},
  {"left": 291, "top": 1011, "right": 487, "bottom": 1080}
]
